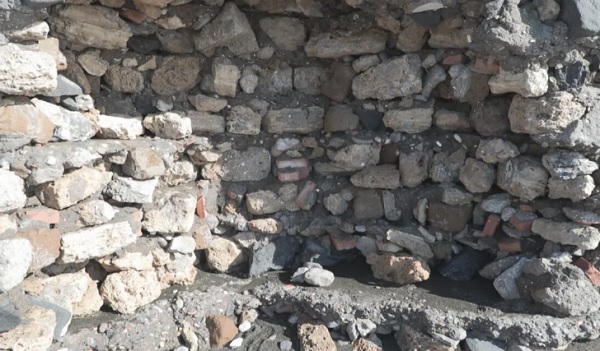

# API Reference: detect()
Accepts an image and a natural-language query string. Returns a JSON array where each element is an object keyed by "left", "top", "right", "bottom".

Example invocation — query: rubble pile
[{"left": 3, "top": 0, "right": 600, "bottom": 349}]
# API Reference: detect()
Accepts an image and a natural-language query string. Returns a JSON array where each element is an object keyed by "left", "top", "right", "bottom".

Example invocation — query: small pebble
[
  {"left": 229, "top": 338, "right": 243, "bottom": 348},
  {"left": 238, "top": 320, "right": 252, "bottom": 333},
  {"left": 288, "top": 314, "right": 299, "bottom": 324},
  {"left": 279, "top": 340, "right": 293, "bottom": 351}
]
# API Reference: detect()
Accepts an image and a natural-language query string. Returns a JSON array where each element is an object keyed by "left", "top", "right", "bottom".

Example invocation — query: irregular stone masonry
[{"left": 2, "top": 0, "right": 600, "bottom": 349}]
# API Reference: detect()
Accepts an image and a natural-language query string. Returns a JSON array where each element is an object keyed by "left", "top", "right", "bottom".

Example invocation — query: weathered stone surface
[
  {"left": 264, "top": 107, "right": 324, "bottom": 134},
  {"left": 213, "top": 61, "right": 240, "bottom": 98},
  {"left": 104, "top": 176, "right": 158, "bottom": 204},
  {"left": 61, "top": 221, "right": 136, "bottom": 263},
  {"left": 476, "top": 138, "right": 519, "bottom": 164},
  {"left": 323, "top": 104, "right": 360, "bottom": 132},
  {"left": 0, "top": 170, "right": 27, "bottom": 214},
  {"left": 386, "top": 228, "right": 434, "bottom": 260},
  {"left": 396, "top": 325, "right": 455, "bottom": 351},
  {"left": 0, "top": 101, "right": 55, "bottom": 150},
  {"left": 548, "top": 175, "right": 595, "bottom": 201},
  {"left": 0, "top": 44, "right": 57, "bottom": 96},
  {"left": 353, "top": 190, "right": 384, "bottom": 220},
  {"left": 221, "top": 148, "right": 271, "bottom": 181},
  {"left": 488, "top": 65, "right": 549, "bottom": 97},
  {"left": 227, "top": 106, "right": 261, "bottom": 135},
  {"left": 493, "top": 258, "right": 529, "bottom": 300},
  {"left": 293, "top": 66, "right": 330, "bottom": 95},
  {"left": 352, "top": 55, "right": 422, "bottom": 100},
  {"left": 104, "top": 65, "right": 145, "bottom": 93},
  {"left": 151, "top": 56, "right": 200, "bottom": 95},
  {"left": 37, "top": 167, "right": 112, "bottom": 210},
  {"left": 16, "top": 229, "right": 60, "bottom": 272},
  {"left": 246, "top": 190, "right": 284, "bottom": 215},
  {"left": 188, "top": 94, "right": 227, "bottom": 113},
  {"left": 399, "top": 149, "right": 431, "bottom": 188},
  {"left": 459, "top": 158, "right": 496, "bottom": 193},
  {"left": 470, "top": 97, "right": 511, "bottom": 137},
  {"left": 206, "top": 237, "right": 246, "bottom": 272},
  {"left": 143, "top": 112, "right": 192, "bottom": 139},
  {"left": 123, "top": 148, "right": 166, "bottom": 180},
  {"left": 97, "top": 114, "right": 144, "bottom": 139},
  {"left": 143, "top": 191, "right": 196, "bottom": 234},
  {"left": 561, "top": 0, "right": 600, "bottom": 38},
  {"left": 366, "top": 253, "right": 430, "bottom": 285},
  {"left": 206, "top": 314, "right": 238, "bottom": 347},
  {"left": 259, "top": 16, "right": 306, "bottom": 51},
  {"left": 298, "top": 323, "right": 336, "bottom": 351},
  {"left": 77, "top": 49, "right": 109, "bottom": 76},
  {"left": 324, "top": 193, "right": 349, "bottom": 215},
  {"left": 305, "top": 28, "right": 387, "bottom": 58},
  {"left": 23, "top": 270, "right": 103, "bottom": 315},
  {"left": 0, "top": 306, "right": 55, "bottom": 351},
  {"left": 161, "top": 160, "right": 197, "bottom": 186},
  {"left": 77, "top": 200, "right": 115, "bottom": 226},
  {"left": 383, "top": 104, "right": 433, "bottom": 133},
  {"left": 0, "top": 238, "right": 32, "bottom": 293},
  {"left": 51, "top": 5, "right": 132, "bottom": 49},
  {"left": 519, "top": 258, "right": 600, "bottom": 316},
  {"left": 433, "top": 109, "right": 471, "bottom": 131},
  {"left": 497, "top": 157, "right": 549, "bottom": 201},
  {"left": 101, "top": 270, "right": 161, "bottom": 314},
  {"left": 316, "top": 144, "right": 380, "bottom": 174},
  {"left": 350, "top": 165, "right": 401, "bottom": 189},
  {"left": 542, "top": 149, "right": 598, "bottom": 179},
  {"left": 428, "top": 202, "right": 472, "bottom": 232},
  {"left": 508, "top": 92, "right": 586, "bottom": 134},
  {"left": 31, "top": 98, "right": 98, "bottom": 142},
  {"left": 532, "top": 219, "right": 600, "bottom": 251},
  {"left": 304, "top": 267, "right": 335, "bottom": 287},
  {"left": 430, "top": 148, "right": 466, "bottom": 183},
  {"left": 189, "top": 111, "right": 226, "bottom": 134},
  {"left": 194, "top": 2, "right": 259, "bottom": 55}
]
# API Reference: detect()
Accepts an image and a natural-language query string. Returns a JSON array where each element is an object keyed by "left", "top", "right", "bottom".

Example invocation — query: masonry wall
[{"left": 3, "top": 0, "right": 600, "bottom": 348}]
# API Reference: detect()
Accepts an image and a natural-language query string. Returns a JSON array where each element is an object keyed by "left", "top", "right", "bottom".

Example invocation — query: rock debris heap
[{"left": 2, "top": 0, "right": 600, "bottom": 349}]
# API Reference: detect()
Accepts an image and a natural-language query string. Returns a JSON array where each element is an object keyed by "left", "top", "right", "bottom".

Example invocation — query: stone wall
[{"left": 3, "top": 0, "right": 600, "bottom": 349}]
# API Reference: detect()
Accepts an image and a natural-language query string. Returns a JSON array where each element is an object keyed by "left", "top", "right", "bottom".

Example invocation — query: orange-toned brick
[
  {"left": 573, "top": 257, "right": 600, "bottom": 286},
  {"left": 24, "top": 208, "right": 60, "bottom": 224},
  {"left": 498, "top": 237, "right": 521, "bottom": 252},
  {"left": 329, "top": 231, "right": 357, "bottom": 251},
  {"left": 442, "top": 53, "right": 468, "bottom": 66},
  {"left": 471, "top": 56, "right": 500, "bottom": 75},
  {"left": 482, "top": 213, "right": 501, "bottom": 236},
  {"left": 196, "top": 195, "right": 207, "bottom": 219},
  {"left": 517, "top": 203, "right": 536, "bottom": 212},
  {"left": 509, "top": 212, "right": 535, "bottom": 232},
  {"left": 295, "top": 181, "right": 317, "bottom": 210},
  {"left": 276, "top": 158, "right": 310, "bottom": 183}
]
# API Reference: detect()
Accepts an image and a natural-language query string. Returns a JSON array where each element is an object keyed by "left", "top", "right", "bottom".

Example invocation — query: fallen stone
[
  {"left": 0, "top": 238, "right": 32, "bottom": 292},
  {"left": 548, "top": 175, "right": 595, "bottom": 201},
  {"left": 249, "top": 236, "right": 301, "bottom": 276},
  {"left": 151, "top": 56, "right": 201, "bottom": 95},
  {"left": 0, "top": 170, "right": 27, "bottom": 214},
  {"left": 22, "top": 270, "right": 103, "bottom": 315},
  {"left": 259, "top": 16, "right": 306, "bottom": 51},
  {"left": 206, "top": 237, "right": 246, "bottom": 273},
  {"left": 488, "top": 65, "right": 549, "bottom": 97},
  {"left": 532, "top": 219, "right": 600, "bottom": 251},
  {"left": 50, "top": 5, "right": 133, "bottom": 49},
  {"left": 123, "top": 147, "right": 166, "bottom": 180},
  {"left": 352, "top": 55, "right": 422, "bottom": 100},
  {"left": 206, "top": 314, "right": 238, "bottom": 347},
  {"left": 143, "top": 191, "right": 196, "bottom": 234},
  {"left": 440, "top": 247, "right": 490, "bottom": 281},
  {"left": 264, "top": 107, "right": 324, "bottom": 134},
  {"left": 37, "top": 167, "right": 112, "bottom": 210},
  {"left": 0, "top": 44, "right": 57, "bottom": 96},
  {"left": 305, "top": 28, "right": 387, "bottom": 58},
  {"left": 479, "top": 255, "right": 526, "bottom": 280},
  {"left": 494, "top": 257, "right": 529, "bottom": 300},
  {"left": 350, "top": 165, "right": 401, "bottom": 189},
  {"left": 383, "top": 104, "right": 433, "bottom": 133},
  {"left": 304, "top": 267, "right": 335, "bottom": 287},
  {"left": 367, "top": 253, "right": 430, "bottom": 285},
  {"left": 101, "top": 270, "right": 162, "bottom": 314},
  {"left": 386, "top": 228, "right": 434, "bottom": 260},
  {"left": 97, "top": 114, "right": 144, "bottom": 139},
  {"left": 497, "top": 157, "right": 549, "bottom": 201},
  {"left": 459, "top": 158, "right": 496, "bottom": 193},
  {"left": 104, "top": 176, "right": 158, "bottom": 204},
  {"left": 298, "top": 323, "right": 336, "bottom": 351},
  {"left": 61, "top": 221, "right": 136, "bottom": 263},
  {"left": 508, "top": 92, "right": 586, "bottom": 134},
  {"left": 542, "top": 149, "right": 598, "bottom": 179},
  {"left": 194, "top": 2, "right": 259, "bottom": 55},
  {"left": 143, "top": 112, "right": 192, "bottom": 139},
  {"left": 0, "top": 306, "right": 55, "bottom": 351}
]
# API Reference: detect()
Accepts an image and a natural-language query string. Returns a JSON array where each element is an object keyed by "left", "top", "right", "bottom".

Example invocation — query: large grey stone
[
  {"left": 352, "top": 55, "right": 422, "bottom": 100},
  {"left": 386, "top": 228, "right": 434, "bottom": 260},
  {"left": 37, "top": 167, "right": 112, "bottom": 210},
  {"left": 0, "top": 44, "right": 57, "bottom": 96},
  {"left": 104, "top": 176, "right": 158, "bottom": 204},
  {"left": 101, "top": 270, "right": 162, "bottom": 314},
  {"left": 532, "top": 218, "right": 600, "bottom": 251},
  {"left": 220, "top": 148, "right": 272, "bottom": 181},
  {"left": 561, "top": 0, "right": 600, "bottom": 38},
  {"left": 32, "top": 98, "right": 97, "bottom": 142},
  {"left": 542, "top": 149, "right": 598, "bottom": 179},
  {"left": 497, "top": 157, "right": 548, "bottom": 201},
  {"left": 0, "top": 238, "right": 32, "bottom": 292},
  {"left": 508, "top": 92, "right": 586, "bottom": 134},
  {"left": 142, "top": 191, "right": 196, "bottom": 234},
  {"left": 547, "top": 175, "right": 595, "bottom": 201},
  {"left": 61, "top": 221, "right": 137, "bottom": 263},
  {"left": 0, "top": 170, "right": 26, "bottom": 214}
]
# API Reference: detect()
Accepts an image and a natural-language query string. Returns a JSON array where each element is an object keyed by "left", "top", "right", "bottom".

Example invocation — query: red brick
[
  {"left": 508, "top": 212, "right": 535, "bottom": 232},
  {"left": 196, "top": 195, "right": 207, "bottom": 219},
  {"left": 573, "top": 257, "right": 600, "bottom": 286},
  {"left": 517, "top": 203, "right": 536, "bottom": 212},
  {"left": 24, "top": 207, "right": 60, "bottom": 224},
  {"left": 442, "top": 53, "right": 467, "bottom": 66},
  {"left": 471, "top": 56, "right": 500, "bottom": 75},
  {"left": 120, "top": 8, "right": 146, "bottom": 24},
  {"left": 276, "top": 158, "right": 310, "bottom": 183},
  {"left": 329, "top": 231, "right": 357, "bottom": 251},
  {"left": 482, "top": 214, "right": 501, "bottom": 236},
  {"left": 498, "top": 237, "right": 521, "bottom": 252}
]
